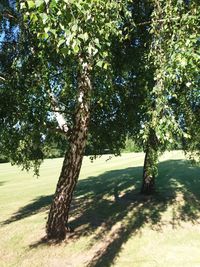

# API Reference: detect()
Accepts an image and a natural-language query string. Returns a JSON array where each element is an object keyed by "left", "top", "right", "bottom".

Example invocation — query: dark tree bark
[
  {"left": 141, "top": 129, "right": 158, "bottom": 195},
  {"left": 46, "top": 59, "right": 92, "bottom": 240}
]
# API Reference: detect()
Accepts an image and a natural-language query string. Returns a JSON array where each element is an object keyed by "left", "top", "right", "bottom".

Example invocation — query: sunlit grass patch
[{"left": 0, "top": 151, "right": 200, "bottom": 267}]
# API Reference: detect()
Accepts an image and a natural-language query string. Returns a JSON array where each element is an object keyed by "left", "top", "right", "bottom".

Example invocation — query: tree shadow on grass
[
  {"left": 69, "top": 159, "right": 200, "bottom": 266},
  {"left": 2, "top": 159, "right": 200, "bottom": 266},
  {"left": 2, "top": 167, "right": 141, "bottom": 227},
  {"left": 0, "top": 181, "right": 6, "bottom": 186},
  {"left": 1, "top": 195, "right": 53, "bottom": 225},
  {"left": 157, "top": 160, "right": 200, "bottom": 224}
]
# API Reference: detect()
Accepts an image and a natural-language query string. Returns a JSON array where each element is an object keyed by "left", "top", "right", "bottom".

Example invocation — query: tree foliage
[
  {"left": 0, "top": 0, "right": 135, "bottom": 171},
  {"left": 137, "top": 0, "right": 200, "bottom": 193},
  {"left": 0, "top": 0, "right": 199, "bottom": 236}
]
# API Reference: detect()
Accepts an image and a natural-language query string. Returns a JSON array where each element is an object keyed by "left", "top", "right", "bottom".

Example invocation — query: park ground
[{"left": 0, "top": 151, "right": 200, "bottom": 267}]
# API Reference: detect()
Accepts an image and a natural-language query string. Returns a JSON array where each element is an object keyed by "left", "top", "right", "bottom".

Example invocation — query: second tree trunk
[{"left": 141, "top": 129, "right": 158, "bottom": 195}]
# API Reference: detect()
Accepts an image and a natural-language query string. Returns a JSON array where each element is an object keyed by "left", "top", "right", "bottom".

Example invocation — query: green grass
[{"left": 0, "top": 151, "right": 200, "bottom": 267}]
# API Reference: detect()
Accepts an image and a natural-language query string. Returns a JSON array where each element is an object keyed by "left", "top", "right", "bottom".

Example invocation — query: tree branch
[
  {"left": 0, "top": 76, "right": 6, "bottom": 81},
  {"left": 45, "top": 122, "right": 68, "bottom": 137},
  {"left": 136, "top": 17, "right": 180, "bottom": 27},
  {"left": 49, "top": 92, "right": 70, "bottom": 136},
  {"left": 3, "top": 12, "right": 17, "bottom": 20}
]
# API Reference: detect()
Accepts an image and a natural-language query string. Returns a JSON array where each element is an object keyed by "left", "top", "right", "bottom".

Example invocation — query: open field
[{"left": 0, "top": 151, "right": 200, "bottom": 267}]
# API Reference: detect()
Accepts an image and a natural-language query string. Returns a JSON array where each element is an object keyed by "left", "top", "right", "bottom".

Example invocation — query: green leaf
[
  {"left": 20, "top": 2, "right": 26, "bottom": 9},
  {"left": 71, "top": 24, "right": 78, "bottom": 33},
  {"left": 79, "top": 32, "right": 89, "bottom": 42},
  {"left": 73, "top": 44, "right": 79, "bottom": 54},
  {"left": 35, "top": 0, "right": 44, "bottom": 8},
  {"left": 30, "top": 13, "right": 38, "bottom": 23},
  {"left": 102, "top": 51, "right": 108, "bottom": 58},
  {"left": 57, "top": 39, "right": 65, "bottom": 48},
  {"left": 40, "top": 13, "right": 48, "bottom": 23},
  {"left": 75, "top": 2, "right": 82, "bottom": 10},
  {"left": 60, "top": 47, "right": 69, "bottom": 56},
  {"left": 41, "top": 32, "right": 49, "bottom": 39},
  {"left": 103, "top": 62, "right": 109, "bottom": 70},
  {"left": 72, "top": 40, "right": 80, "bottom": 54},
  {"left": 27, "top": 0, "right": 35, "bottom": 9},
  {"left": 44, "top": 27, "right": 50, "bottom": 33},
  {"left": 96, "top": 60, "right": 103, "bottom": 68}
]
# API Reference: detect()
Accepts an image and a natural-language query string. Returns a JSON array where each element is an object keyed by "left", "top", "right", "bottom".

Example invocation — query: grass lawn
[{"left": 0, "top": 151, "right": 200, "bottom": 267}]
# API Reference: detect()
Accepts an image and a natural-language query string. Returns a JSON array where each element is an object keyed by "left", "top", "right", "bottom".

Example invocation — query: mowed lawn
[{"left": 0, "top": 151, "right": 200, "bottom": 267}]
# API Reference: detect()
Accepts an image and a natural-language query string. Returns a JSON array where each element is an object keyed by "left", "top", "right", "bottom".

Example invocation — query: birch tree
[
  {"left": 140, "top": 0, "right": 200, "bottom": 194},
  {"left": 0, "top": 0, "right": 133, "bottom": 239}
]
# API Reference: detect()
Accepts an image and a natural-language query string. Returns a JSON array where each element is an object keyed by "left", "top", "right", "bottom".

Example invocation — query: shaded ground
[
  {"left": 2, "top": 195, "right": 53, "bottom": 225},
  {"left": 1, "top": 158, "right": 200, "bottom": 266},
  {"left": 0, "top": 181, "right": 6, "bottom": 186}
]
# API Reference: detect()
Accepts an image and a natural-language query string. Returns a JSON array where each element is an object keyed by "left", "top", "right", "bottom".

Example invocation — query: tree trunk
[
  {"left": 141, "top": 129, "right": 158, "bottom": 195},
  {"left": 46, "top": 59, "right": 92, "bottom": 240}
]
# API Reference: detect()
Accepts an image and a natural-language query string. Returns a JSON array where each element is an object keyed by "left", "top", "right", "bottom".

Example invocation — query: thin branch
[
  {"left": 137, "top": 17, "right": 181, "bottom": 27},
  {"left": 0, "top": 76, "right": 6, "bottom": 81},
  {"left": 50, "top": 108, "right": 66, "bottom": 114},
  {"left": 3, "top": 12, "right": 17, "bottom": 20},
  {"left": 48, "top": 92, "right": 70, "bottom": 136}
]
